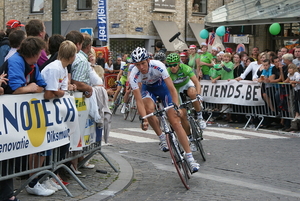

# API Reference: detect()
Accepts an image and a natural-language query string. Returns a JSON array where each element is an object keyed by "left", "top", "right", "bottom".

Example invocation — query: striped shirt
[{"left": 71, "top": 50, "right": 91, "bottom": 85}]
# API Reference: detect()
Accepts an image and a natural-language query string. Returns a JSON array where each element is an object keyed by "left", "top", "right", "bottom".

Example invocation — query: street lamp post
[{"left": 52, "top": 0, "right": 61, "bottom": 35}]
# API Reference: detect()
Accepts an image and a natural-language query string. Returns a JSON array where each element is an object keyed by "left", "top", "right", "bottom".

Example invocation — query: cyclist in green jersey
[
  {"left": 110, "top": 62, "right": 130, "bottom": 110},
  {"left": 166, "top": 53, "right": 206, "bottom": 151}
]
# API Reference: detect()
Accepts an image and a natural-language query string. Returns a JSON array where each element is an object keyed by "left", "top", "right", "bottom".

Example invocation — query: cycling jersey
[
  {"left": 129, "top": 60, "right": 172, "bottom": 107},
  {"left": 129, "top": 60, "right": 169, "bottom": 90},
  {"left": 120, "top": 64, "right": 129, "bottom": 77},
  {"left": 167, "top": 63, "right": 195, "bottom": 88}
]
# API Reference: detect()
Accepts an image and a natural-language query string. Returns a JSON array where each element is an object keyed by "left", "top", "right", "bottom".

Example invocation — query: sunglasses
[{"left": 167, "top": 63, "right": 178, "bottom": 67}]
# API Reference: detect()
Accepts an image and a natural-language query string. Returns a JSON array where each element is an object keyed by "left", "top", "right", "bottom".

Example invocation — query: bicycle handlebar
[
  {"left": 179, "top": 98, "right": 200, "bottom": 109},
  {"left": 142, "top": 105, "right": 174, "bottom": 119}
]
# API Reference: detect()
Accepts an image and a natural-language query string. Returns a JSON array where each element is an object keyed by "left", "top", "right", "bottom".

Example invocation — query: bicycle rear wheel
[
  {"left": 166, "top": 133, "right": 190, "bottom": 190},
  {"left": 190, "top": 119, "right": 206, "bottom": 161},
  {"left": 129, "top": 96, "right": 137, "bottom": 122}
]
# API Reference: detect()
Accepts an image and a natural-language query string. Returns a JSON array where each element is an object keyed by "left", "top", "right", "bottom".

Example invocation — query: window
[
  {"left": 31, "top": 0, "right": 44, "bottom": 13},
  {"left": 77, "top": 0, "right": 92, "bottom": 10},
  {"left": 61, "top": 0, "right": 67, "bottom": 11},
  {"left": 192, "top": 0, "right": 207, "bottom": 15}
]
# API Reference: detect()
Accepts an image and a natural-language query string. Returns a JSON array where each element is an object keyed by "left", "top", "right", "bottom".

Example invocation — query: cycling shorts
[
  {"left": 141, "top": 79, "right": 173, "bottom": 107},
  {"left": 177, "top": 80, "right": 195, "bottom": 104}
]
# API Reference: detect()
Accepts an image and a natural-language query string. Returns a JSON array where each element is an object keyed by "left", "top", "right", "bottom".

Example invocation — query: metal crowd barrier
[
  {"left": 202, "top": 82, "right": 296, "bottom": 130},
  {"left": 0, "top": 131, "right": 118, "bottom": 197}
]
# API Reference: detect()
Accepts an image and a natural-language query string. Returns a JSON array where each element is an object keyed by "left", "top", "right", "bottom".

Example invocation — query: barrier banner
[
  {"left": 201, "top": 80, "right": 264, "bottom": 106},
  {"left": 104, "top": 73, "right": 117, "bottom": 90},
  {"left": 69, "top": 92, "right": 96, "bottom": 151},
  {"left": 0, "top": 93, "right": 78, "bottom": 161}
]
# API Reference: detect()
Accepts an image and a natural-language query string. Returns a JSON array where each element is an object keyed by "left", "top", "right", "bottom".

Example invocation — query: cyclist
[
  {"left": 166, "top": 53, "right": 206, "bottom": 151},
  {"left": 153, "top": 52, "right": 166, "bottom": 63},
  {"left": 110, "top": 59, "right": 130, "bottom": 111},
  {"left": 129, "top": 47, "right": 200, "bottom": 173}
]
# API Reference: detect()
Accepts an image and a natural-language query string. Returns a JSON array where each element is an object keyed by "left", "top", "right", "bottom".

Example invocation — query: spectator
[
  {"left": 155, "top": 41, "right": 167, "bottom": 53},
  {"left": 219, "top": 53, "right": 234, "bottom": 80},
  {"left": 284, "top": 64, "right": 300, "bottom": 131},
  {"left": 179, "top": 52, "right": 189, "bottom": 65},
  {"left": 209, "top": 58, "right": 222, "bottom": 83},
  {"left": 104, "top": 57, "right": 114, "bottom": 73},
  {"left": 4, "top": 29, "right": 26, "bottom": 61},
  {"left": 39, "top": 34, "right": 65, "bottom": 71},
  {"left": 96, "top": 52, "right": 105, "bottom": 68},
  {"left": 280, "top": 47, "right": 289, "bottom": 65},
  {"left": 197, "top": 42, "right": 213, "bottom": 80},
  {"left": 25, "top": 19, "right": 48, "bottom": 67},
  {"left": 113, "top": 56, "right": 122, "bottom": 71},
  {"left": 292, "top": 45, "right": 300, "bottom": 69},
  {"left": 211, "top": 47, "right": 219, "bottom": 58},
  {"left": 4, "top": 37, "right": 53, "bottom": 197},
  {"left": 232, "top": 53, "right": 244, "bottom": 78},
  {"left": 250, "top": 47, "right": 259, "bottom": 61},
  {"left": 187, "top": 44, "right": 198, "bottom": 71}
]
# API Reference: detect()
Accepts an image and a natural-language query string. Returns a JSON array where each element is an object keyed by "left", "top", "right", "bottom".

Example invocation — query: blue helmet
[{"left": 131, "top": 47, "right": 149, "bottom": 63}]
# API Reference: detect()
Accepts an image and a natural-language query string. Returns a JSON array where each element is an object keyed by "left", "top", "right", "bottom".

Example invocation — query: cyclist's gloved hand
[{"left": 196, "top": 94, "right": 203, "bottom": 101}]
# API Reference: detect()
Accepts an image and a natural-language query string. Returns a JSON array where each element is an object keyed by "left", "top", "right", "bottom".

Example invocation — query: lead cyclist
[
  {"left": 166, "top": 53, "right": 206, "bottom": 151},
  {"left": 129, "top": 47, "right": 200, "bottom": 173}
]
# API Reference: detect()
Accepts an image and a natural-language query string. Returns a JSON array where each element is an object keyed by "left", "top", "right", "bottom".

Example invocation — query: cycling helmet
[
  {"left": 130, "top": 47, "right": 149, "bottom": 63},
  {"left": 154, "top": 52, "right": 166, "bottom": 62},
  {"left": 166, "top": 53, "right": 180, "bottom": 64}
]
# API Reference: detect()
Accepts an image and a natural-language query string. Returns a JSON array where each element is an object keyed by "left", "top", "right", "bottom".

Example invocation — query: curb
[{"left": 81, "top": 149, "right": 133, "bottom": 201}]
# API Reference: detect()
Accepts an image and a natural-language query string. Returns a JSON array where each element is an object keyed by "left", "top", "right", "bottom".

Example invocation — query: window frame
[
  {"left": 77, "top": 0, "right": 92, "bottom": 11},
  {"left": 192, "top": 0, "right": 207, "bottom": 15},
  {"left": 30, "top": 0, "right": 44, "bottom": 13}
]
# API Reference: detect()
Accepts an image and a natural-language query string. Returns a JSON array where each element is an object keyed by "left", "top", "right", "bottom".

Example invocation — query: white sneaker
[
  {"left": 42, "top": 179, "right": 58, "bottom": 192},
  {"left": 198, "top": 119, "right": 206, "bottom": 130},
  {"left": 120, "top": 103, "right": 126, "bottom": 114},
  {"left": 189, "top": 142, "right": 197, "bottom": 152},
  {"left": 49, "top": 178, "right": 63, "bottom": 190},
  {"left": 83, "top": 161, "right": 95, "bottom": 169},
  {"left": 25, "top": 182, "right": 55, "bottom": 196},
  {"left": 187, "top": 159, "right": 200, "bottom": 173},
  {"left": 159, "top": 138, "right": 169, "bottom": 152}
]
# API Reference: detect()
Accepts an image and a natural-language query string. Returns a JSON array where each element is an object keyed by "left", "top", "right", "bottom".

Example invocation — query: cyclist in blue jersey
[{"left": 129, "top": 47, "right": 200, "bottom": 173}]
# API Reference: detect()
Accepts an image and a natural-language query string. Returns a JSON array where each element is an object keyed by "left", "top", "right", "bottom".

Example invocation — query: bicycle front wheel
[
  {"left": 166, "top": 133, "right": 190, "bottom": 190},
  {"left": 129, "top": 96, "right": 137, "bottom": 122},
  {"left": 123, "top": 98, "right": 130, "bottom": 120},
  {"left": 190, "top": 119, "right": 206, "bottom": 161},
  {"left": 112, "top": 93, "right": 122, "bottom": 114}
]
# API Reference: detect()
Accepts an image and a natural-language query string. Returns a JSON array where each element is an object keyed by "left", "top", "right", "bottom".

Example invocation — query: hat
[
  {"left": 180, "top": 52, "right": 187, "bottom": 57},
  {"left": 200, "top": 42, "right": 207, "bottom": 47},
  {"left": 189, "top": 45, "right": 197, "bottom": 49},
  {"left": 212, "top": 47, "right": 218, "bottom": 51},
  {"left": 6, "top": 19, "right": 24, "bottom": 29},
  {"left": 225, "top": 47, "right": 233, "bottom": 54},
  {"left": 197, "top": 49, "right": 203, "bottom": 53}
]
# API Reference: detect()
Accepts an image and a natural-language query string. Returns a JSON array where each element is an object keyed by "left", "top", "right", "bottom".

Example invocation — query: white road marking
[
  {"left": 203, "top": 131, "right": 247, "bottom": 140},
  {"left": 109, "top": 132, "right": 158, "bottom": 143},
  {"left": 207, "top": 127, "right": 289, "bottom": 139}
]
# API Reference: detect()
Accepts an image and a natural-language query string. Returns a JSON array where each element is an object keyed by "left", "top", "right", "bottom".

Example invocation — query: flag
[
  {"left": 223, "top": 28, "right": 230, "bottom": 43},
  {"left": 208, "top": 31, "right": 215, "bottom": 45}
]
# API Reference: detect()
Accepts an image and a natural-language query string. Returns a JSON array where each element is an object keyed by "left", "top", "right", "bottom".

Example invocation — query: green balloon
[
  {"left": 199, "top": 29, "right": 209, "bottom": 39},
  {"left": 269, "top": 23, "right": 281, "bottom": 35},
  {"left": 216, "top": 26, "right": 225, "bottom": 37}
]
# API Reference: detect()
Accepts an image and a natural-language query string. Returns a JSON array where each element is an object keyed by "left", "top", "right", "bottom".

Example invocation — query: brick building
[{"left": 1, "top": 0, "right": 298, "bottom": 57}]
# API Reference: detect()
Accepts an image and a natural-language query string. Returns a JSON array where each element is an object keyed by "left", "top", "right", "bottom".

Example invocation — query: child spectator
[
  {"left": 219, "top": 53, "right": 234, "bottom": 80},
  {"left": 209, "top": 58, "right": 222, "bottom": 83}
]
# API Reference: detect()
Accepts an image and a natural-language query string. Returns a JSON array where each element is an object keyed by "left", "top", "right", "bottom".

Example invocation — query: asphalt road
[{"left": 105, "top": 110, "right": 300, "bottom": 201}]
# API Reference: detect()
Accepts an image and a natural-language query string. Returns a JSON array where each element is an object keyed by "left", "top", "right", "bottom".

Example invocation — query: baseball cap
[
  {"left": 189, "top": 45, "right": 197, "bottom": 49},
  {"left": 200, "top": 42, "right": 208, "bottom": 47},
  {"left": 225, "top": 47, "right": 233, "bottom": 54},
  {"left": 180, "top": 52, "right": 187, "bottom": 57},
  {"left": 212, "top": 47, "right": 218, "bottom": 51},
  {"left": 6, "top": 19, "right": 24, "bottom": 29}
]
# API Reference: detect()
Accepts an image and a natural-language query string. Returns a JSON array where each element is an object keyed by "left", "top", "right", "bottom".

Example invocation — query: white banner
[
  {"left": 200, "top": 80, "right": 265, "bottom": 106},
  {"left": 0, "top": 93, "right": 79, "bottom": 161},
  {"left": 69, "top": 92, "right": 97, "bottom": 151}
]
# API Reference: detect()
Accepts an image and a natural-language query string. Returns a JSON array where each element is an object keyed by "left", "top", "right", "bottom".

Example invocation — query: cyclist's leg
[
  {"left": 112, "top": 85, "right": 122, "bottom": 103},
  {"left": 123, "top": 82, "right": 131, "bottom": 104}
]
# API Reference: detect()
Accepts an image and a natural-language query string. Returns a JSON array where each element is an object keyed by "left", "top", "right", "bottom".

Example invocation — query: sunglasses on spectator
[{"left": 167, "top": 63, "right": 178, "bottom": 67}]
